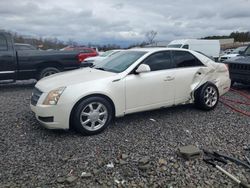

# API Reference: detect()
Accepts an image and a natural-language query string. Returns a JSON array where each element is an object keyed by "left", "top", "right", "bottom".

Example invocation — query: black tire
[
  {"left": 194, "top": 82, "right": 219, "bottom": 111},
  {"left": 231, "top": 80, "right": 235, "bottom": 87},
  {"left": 72, "top": 96, "right": 113, "bottom": 135},
  {"left": 38, "top": 67, "right": 60, "bottom": 80}
]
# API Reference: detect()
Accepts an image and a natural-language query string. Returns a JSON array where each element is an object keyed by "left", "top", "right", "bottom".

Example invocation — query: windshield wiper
[
  {"left": 93, "top": 67, "right": 116, "bottom": 73},
  {"left": 94, "top": 67, "right": 106, "bottom": 71}
]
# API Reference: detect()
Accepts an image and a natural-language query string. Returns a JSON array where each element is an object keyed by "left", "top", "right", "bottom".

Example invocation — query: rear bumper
[{"left": 218, "top": 78, "right": 231, "bottom": 96}]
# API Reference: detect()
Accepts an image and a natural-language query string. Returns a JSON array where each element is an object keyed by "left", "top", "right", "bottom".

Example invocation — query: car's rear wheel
[
  {"left": 38, "top": 67, "right": 60, "bottom": 80},
  {"left": 194, "top": 83, "right": 219, "bottom": 111},
  {"left": 72, "top": 96, "right": 113, "bottom": 135}
]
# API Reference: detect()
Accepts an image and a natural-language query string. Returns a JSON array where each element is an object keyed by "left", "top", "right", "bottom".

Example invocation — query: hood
[
  {"left": 36, "top": 68, "right": 116, "bottom": 92},
  {"left": 221, "top": 53, "right": 238, "bottom": 58},
  {"left": 85, "top": 56, "right": 105, "bottom": 61},
  {"left": 225, "top": 55, "right": 250, "bottom": 64}
]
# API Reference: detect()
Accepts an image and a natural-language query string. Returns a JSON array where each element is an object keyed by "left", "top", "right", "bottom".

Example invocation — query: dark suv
[{"left": 224, "top": 45, "right": 250, "bottom": 85}]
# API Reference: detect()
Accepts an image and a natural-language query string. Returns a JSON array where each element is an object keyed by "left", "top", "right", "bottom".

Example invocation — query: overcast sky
[{"left": 1, "top": 0, "right": 250, "bottom": 46}]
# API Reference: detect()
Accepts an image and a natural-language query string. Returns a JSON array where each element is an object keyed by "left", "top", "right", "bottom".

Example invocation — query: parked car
[
  {"left": 61, "top": 46, "right": 98, "bottom": 62},
  {"left": 219, "top": 46, "right": 247, "bottom": 62},
  {"left": 14, "top": 43, "right": 37, "bottom": 51},
  {"left": 167, "top": 39, "right": 220, "bottom": 61},
  {"left": 0, "top": 32, "right": 87, "bottom": 81},
  {"left": 224, "top": 45, "right": 250, "bottom": 85},
  {"left": 31, "top": 48, "right": 230, "bottom": 135},
  {"left": 82, "top": 49, "right": 124, "bottom": 66},
  {"left": 222, "top": 48, "right": 234, "bottom": 55}
]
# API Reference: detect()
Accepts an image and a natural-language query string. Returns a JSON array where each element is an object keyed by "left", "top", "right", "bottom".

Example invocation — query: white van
[{"left": 167, "top": 39, "right": 220, "bottom": 61}]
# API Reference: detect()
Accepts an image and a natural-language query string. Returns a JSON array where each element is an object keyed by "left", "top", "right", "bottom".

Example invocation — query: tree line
[{"left": 203, "top": 31, "right": 250, "bottom": 42}]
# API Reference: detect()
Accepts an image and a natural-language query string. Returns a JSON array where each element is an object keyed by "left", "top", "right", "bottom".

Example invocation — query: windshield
[
  {"left": 100, "top": 50, "right": 115, "bottom": 57},
  {"left": 167, "top": 44, "right": 182, "bottom": 48},
  {"left": 231, "top": 46, "right": 247, "bottom": 54},
  {"left": 93, "top": 51, "right": 147, "bottom": 73}
]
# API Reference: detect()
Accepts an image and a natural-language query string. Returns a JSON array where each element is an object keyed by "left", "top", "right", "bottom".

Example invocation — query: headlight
[{"left": 43, "top": 87, "right": 66, "bottom": 105}]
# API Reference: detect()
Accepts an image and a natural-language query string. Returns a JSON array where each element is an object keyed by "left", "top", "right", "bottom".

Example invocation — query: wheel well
[
  {"left": 69, "top": 94, "right": 116, "bottom": 129},
  {"left": 36, "top": 62, "right": 63, "bottom": 72},
  {"left": 194, "top": 81, "right": 218, "bottom": 99}
]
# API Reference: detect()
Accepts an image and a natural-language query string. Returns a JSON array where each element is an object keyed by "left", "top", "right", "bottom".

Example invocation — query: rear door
[
  {"left": 171, "top": 50, "right": 208, "bottom": 104},
  {"left": 0, "top": 34, "right": 16, "bottom": 80}
]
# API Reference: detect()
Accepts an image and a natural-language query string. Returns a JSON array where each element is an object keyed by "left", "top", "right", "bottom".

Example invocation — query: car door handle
[{"left": 164, "top": 76, "right": 175, "bottom": 81}]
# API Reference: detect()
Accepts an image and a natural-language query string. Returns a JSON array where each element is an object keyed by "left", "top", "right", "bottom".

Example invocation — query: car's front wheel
[
  {"left": 72, "top": 96, "right": 113, "bottom": 135},
  {"left": 194, "top": 83, "right": 219, "bottom": 111}
]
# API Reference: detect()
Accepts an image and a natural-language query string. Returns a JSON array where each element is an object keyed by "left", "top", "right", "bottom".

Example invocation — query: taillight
[{"left": 78, "top": 53, "right": 84, "bottom": 63}]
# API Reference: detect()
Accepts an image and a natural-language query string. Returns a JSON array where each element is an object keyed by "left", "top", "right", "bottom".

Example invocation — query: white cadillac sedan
[{"left": 31, "top": 48, "right": 230, "bottom": 135}]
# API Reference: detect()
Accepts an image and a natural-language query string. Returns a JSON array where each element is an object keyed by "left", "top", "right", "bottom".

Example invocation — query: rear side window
[
  {"left": 84, "top": 49, "right": 93, "bottom": 53},
  {"left": 245, "top": 46, "right": 250, "bottom": 56},
  {"left": 182, "top": 44, "right": 189, "bottom": 49},
  {"left": 172, "top": 51, "right": 204, "bottom": 68},
  {"left": 0, "top": 35, "right": 8, "bottom": 51},
  {"left": 143, "top": 51, "right": 173, "bottom": 71}
]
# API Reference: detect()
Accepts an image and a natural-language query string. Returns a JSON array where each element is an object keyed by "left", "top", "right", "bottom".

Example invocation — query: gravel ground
[{"left": 0, "top": 81, "right": 249, "bottom": 188}]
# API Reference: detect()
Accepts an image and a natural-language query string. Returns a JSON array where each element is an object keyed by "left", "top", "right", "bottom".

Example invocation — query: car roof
[{"left": 127, "top": 47, "right": 191, "bottom": 53}]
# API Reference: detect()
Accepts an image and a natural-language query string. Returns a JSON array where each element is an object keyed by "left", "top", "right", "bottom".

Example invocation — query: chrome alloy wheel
[
  {"left": 80, "top": 102, "right": 108, "bottom": 131},
  {"left": 204, "top": 86, "right": 218, "bottom": 107}
]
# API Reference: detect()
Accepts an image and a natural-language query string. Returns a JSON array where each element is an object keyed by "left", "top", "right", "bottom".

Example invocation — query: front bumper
[{"left": 30, "top": 103, "right": 70, "bottom": 130}]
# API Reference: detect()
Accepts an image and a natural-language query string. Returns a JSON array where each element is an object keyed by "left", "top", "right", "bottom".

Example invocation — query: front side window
[
  {"left": 244, "top": 46, "right": 250, "bottom": 56},
  {"left": 94, "top": 51, "right": 146, "bottom": 73},
  {"left": 0, "top": 35, "right": 8, "bottom": 51},
  {"left": 143, "top": 51, "right": 173, "bottom": 71},
  {"left": 173, "top": 51, "right": 204, "bottom": 68}
]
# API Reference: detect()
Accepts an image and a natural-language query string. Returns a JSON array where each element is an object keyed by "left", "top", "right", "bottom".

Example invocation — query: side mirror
[
  {"left": 239, "top": 50, "right": 244, "bottom": 55},
  {"left": 135, "top": 64, "right": 151, "bottom": 73}
]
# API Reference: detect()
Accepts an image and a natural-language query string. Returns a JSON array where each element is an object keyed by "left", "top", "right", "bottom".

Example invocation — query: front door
[
  {"left": 125, "top": 51, "right": 175, "bottom": 114},
  {"left": 0, "top": 34, "right": 16, "bottom": 80}
]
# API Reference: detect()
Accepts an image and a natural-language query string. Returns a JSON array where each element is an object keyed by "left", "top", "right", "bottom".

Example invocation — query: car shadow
[
  {"left": 0, "top": 80, "right": 36, "bottom": 90},
  {"left": 231, "top": 83, "right": 250, "bottom": 94}
]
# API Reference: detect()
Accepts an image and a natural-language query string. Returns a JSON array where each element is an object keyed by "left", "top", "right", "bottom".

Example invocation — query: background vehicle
[
  {"left": 222, "top": 49, "right": 234, "bottom": 55},
  {"left": 14, "top": 43, "right": 37, "bottom": 51},
  {"left": 0, "top": 32, "right": 90, "bottom": 81},
  {"left": 82, "top": 49, "right": 123, "bottom": 66},
  {"left": 224, "top": 45, "right": 250, "bottom": 85},
  {"left": 219, "top": 46, "right": 247, "bottom": 62},
  {"left": 31, "top": 48, "right": 230, "bottom": 135},
  {"left": 167, "top": 39, "right": 220, "bottom": 61},
  {"left": 61, "top": 46, "right": 98, "bottom": 62}
]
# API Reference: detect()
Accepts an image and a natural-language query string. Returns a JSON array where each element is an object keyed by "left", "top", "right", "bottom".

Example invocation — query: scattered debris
[
  {"left": 106, "top": 162, "right": 114, "bottom": 168},
  {"left": 81, "top": 172, "right": 92, "bottom": 178},
  {"left": 149, "top": 118, "right": 156, "bottom": 122},
  {"left": 158, "top": 158, "right": 167, "bottom": 166},
  {"left": 121, "top": 154, "right": 129, "bottom": 160},
  {"left": 119, "top": 159, "right": 127, "bottom": 165},
  {"left": 139, "top": 156, "right": 150, "bottom": 165},
  {"left": 179, "top": 145, "right": 201, "bottom": 159},
  {"left": 66, "top": 175, "right": 77, "bottom": 183},
  {"left": 56, "top": 177, "right": 65, "bottom": 184}
]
